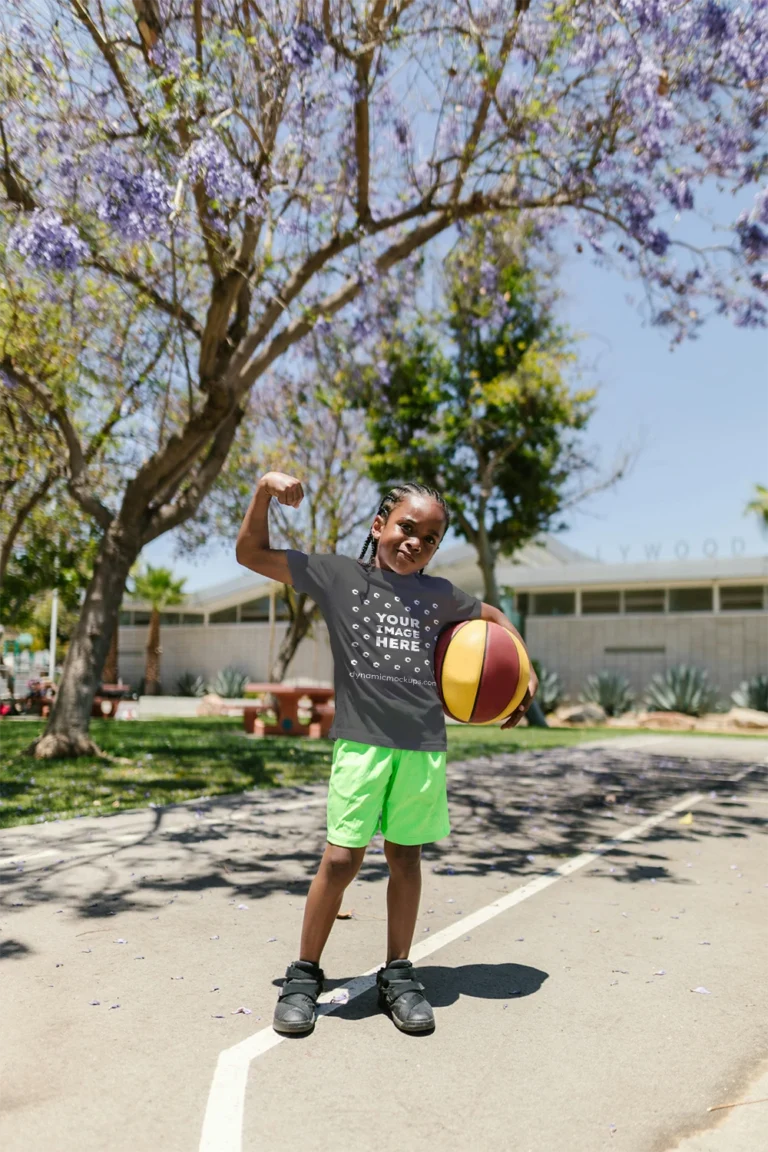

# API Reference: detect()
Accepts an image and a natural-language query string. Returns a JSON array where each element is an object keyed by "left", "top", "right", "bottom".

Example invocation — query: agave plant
[
  {"left": 644, "top": 664, "right": 718, "bottom": 716},
  {"left": 581, "top": 671, "right": 635, "bottom": 717},
  {"left": 531, "top": 662, "right": 563, "bottom": 713},
  {"left": 731, "top": 674, "right": 768, "bottom": 712},
  {"left": 208, "top": 666, "right": 249, "bottom": 698},
  {"left": 176, "top": 672, "right": 207, "bottom": 698}
]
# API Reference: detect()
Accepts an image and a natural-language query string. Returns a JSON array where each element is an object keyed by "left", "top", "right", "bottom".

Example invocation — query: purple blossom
[
  {"left": 701, "top": 2, "right": 730, "bottom": 44},
  {"left": 183, "top": 135, "right": 259, "bottom": 206},
  {"left": 737, "top": 219, "right": 768, "bottom": 264},
  {"left": 663, "top": 177, "right": 694, "bottom": 212},
  {"left": 10, "top": 210, "right": 88, "bottom": 272},
  {"left": 97, "top": 161, "right": 172, "bottom": 240},
  {"left": 284, "top": 23, "right": 324, "bottom": 72}
]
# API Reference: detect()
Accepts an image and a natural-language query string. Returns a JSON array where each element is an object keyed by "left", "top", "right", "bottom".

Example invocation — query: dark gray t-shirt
[{"left": 286, "top": 551, "right": 482, "bottom": 751}]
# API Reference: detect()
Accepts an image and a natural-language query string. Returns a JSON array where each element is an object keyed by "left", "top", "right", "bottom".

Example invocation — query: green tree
[
  {"left": 129, "top": 564, "right": 186, "bottom": 695},
  {"left": 358, "top": 220, "right": 619, "bottom": 607},
  {"left": 746, "top": 485, "right": 768, "bottom": 532}
]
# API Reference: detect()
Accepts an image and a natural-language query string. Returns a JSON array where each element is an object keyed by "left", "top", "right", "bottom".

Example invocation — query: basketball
[{"left": 434, "top": 619, "right": 531, "bottom": 725}]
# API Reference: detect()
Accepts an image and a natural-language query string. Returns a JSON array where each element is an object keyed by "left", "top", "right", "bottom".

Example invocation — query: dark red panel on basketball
[{"left": 470, "top": 623, "right": 521, "bottom": 723}]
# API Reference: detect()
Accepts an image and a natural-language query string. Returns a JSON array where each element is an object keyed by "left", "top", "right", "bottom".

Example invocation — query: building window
[
  {"left": 720, "top": 585, "right": 765, "bottom": 611},
  {"left": 119, "top": 611, "right": 133, "bottom": 625},
  {"left": 209, "top": 606, "right": 238, "bottom": 624},
  {"left": 531, "top": 592, "right": 575, "bottom": 616},
  {"left": 515, "top": 593, "right": 529, "bottom": 614},
  {"left": 180, "top": 613, "right": 204, "bottom": 625},
  {"left": 240, "top": 598, "right": 270, "bottom": 622},
  {"left": 668, "top": 587, "right": 713, "bottom": 613},
  {"left": 582, "top": 590, "right": 621, "bottom": 615},
  {"left": 160, "top": 612, "right": 180, "bottom": 625},
  {"left": 132, "top": 611, "right": 151, "bottom": 626},
  {"left": 624, "top": 589, "right": 665, "bottom": 614}
]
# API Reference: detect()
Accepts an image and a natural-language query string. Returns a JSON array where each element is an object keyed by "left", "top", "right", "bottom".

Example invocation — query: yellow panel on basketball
[{"left": 440, "top": 618, "right": 487, "bottom": 722}]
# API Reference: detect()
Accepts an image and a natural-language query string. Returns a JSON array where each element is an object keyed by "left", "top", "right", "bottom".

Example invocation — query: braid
[{"left": 357, "top": 482, "right": 450, "bottom": 574}]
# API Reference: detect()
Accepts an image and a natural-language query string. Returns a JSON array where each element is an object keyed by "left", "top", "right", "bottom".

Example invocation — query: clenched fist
[{"left": 257, "top": 471, "right": 305, "bottom": 508}]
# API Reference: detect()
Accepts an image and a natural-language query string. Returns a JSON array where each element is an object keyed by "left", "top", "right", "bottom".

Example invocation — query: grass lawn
[{"left": 0, "top": 718, "right": 617, "bottom": 830}]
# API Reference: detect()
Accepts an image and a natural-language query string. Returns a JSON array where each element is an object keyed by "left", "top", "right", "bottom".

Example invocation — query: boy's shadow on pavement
[{"left": 328, "top": 962, "right": 548, "bottom": 1023}]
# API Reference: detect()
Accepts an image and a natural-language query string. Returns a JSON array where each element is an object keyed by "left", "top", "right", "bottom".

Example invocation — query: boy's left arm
[{"left": 479, "top": 602, "right": 539, "bottom": 729}]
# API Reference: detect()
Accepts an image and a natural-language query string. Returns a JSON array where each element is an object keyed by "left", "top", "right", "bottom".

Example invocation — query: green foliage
[
  {"left": 745, "top": 484, "right": 768, "bottom": 532},
  {"left": 531, "top": 660, "right": 563, "bottom": 712},
  {"left": 130, "top": 564, "right": 186, "bottom": 608},
  {"left": 355, "top": 220, "right": 596, "bottom": 569},
  {"left": 208, "top": 666, "right": 249, "bottom": 698},
  {"left": 731, "top": 674, "right": 768, "bottom": 712},
  {"left": 645, "top": 665, "right": 718, "bottom": 716},
  {"left": 582, "top": 670, "right": 635, "bottom": 716},
  {"left": 176, "top": 672, "right": 206, "bottom": 697}
]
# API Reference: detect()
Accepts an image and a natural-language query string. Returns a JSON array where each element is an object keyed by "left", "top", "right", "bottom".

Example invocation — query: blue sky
[{"left": 146, "top": 214, "right": 768, "bottom": 591}]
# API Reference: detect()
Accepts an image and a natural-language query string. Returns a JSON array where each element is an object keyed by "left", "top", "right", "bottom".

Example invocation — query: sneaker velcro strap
[
  {"left": 378, "top": 978, "right": 425, "bottom": 1001},
  {"left": 278, "top": 978, "right": 321, "bottom": 1001}
]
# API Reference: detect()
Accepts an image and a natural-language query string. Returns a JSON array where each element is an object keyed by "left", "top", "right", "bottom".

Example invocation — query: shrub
[
  {"left": 581, "top": 671, "right": 635, "bottom": 716},
  {"left": 208, "top": 666, "right": 249, "bottom": 698},
  {"left": 644, "top": 664, "right": 717, "bottom": 716},
  {"left": 531, "top": 660, "right": 563, "bottom": 713},
  {"left": 731, "top": 674, "right": 768, "bottom": 712},
  {"left": 176, "top": 672, "right": 206, "bottom": 697}
]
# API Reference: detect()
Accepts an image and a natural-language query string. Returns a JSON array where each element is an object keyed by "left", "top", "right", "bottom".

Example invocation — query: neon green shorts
[{"left": 326, "top": 739, "right": 450, "bottom": 848}]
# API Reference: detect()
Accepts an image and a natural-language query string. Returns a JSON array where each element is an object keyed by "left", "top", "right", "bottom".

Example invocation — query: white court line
[{"left": 199, "top": 764, "right": 768, "bottom": 1152}]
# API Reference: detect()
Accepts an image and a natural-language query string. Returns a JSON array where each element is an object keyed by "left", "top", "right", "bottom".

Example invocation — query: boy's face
[{"left": 371, "top": 494, "right": 447, "bottom": 575}]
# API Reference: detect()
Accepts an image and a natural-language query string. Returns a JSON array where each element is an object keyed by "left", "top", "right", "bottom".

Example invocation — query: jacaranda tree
[{"left": 0, "top": 0, "right": 766, "bottom": 755}]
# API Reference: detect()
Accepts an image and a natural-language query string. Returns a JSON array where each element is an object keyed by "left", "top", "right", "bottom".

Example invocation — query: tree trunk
[
  {"left": 476, "top": 522, "right": 501, "bottom": 608},
  {"left": 103, "top": 621, "right": 119, "bottom": 684},
  {"left": 144, "top": 607, "right": 162, "bottom": 694},
  {"left": 269, "top": 594, "right": 319, "bottom": 682},
  {"left": 28, "top": 522, "right": 140, "bottom": 758}
]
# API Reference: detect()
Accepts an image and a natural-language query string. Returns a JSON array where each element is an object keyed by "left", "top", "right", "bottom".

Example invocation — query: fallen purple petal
[
  {"left": 691, "top": 986, "right": 711, "bottom": 994},
  {"left": 232, "top": 1006, "right": 252, "bottom": 1014}
]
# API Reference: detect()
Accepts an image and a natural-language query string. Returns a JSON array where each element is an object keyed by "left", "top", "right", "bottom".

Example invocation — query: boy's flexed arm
[
  {"left": 479, "top": 601, "right": 539, "bottom": 729},
  {"left": 235, "top": 472, "right": 304, "bottom": 584}
]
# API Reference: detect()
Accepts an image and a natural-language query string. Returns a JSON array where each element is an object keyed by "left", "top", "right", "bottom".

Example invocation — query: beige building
[{"left": 119, "top": 539, "right": 768, "bottom": 701}]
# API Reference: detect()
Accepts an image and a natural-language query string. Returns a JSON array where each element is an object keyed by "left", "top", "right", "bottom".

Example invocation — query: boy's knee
[
  {"left": 324, "top": 844, "right": 362, "bottom": 884},
  {"left": 384, "top": 841, "right": 422, "bottom": 874}
]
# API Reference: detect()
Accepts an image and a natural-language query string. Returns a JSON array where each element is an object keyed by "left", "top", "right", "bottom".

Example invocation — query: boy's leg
[
  {"left": 274, "top": 842, "right": 365, "bottom": 1035},
  {"left": 299, "top": 841, "right": 366, "bottom": 964},
  {"left": 383, "top": 840, "right": 422, "bottom": 963},
  {"left": 377, "top": 838, "right": 434, "bottom": 1032}
]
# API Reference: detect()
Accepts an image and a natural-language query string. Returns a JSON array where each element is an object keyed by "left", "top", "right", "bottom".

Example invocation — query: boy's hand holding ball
[{"left": 259, "top": 471, "right": 304, "bottom": 508}]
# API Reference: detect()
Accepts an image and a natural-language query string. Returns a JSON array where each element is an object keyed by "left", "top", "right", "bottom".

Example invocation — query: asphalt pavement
[{"left": 1, "top": 733, "right": 767, "bottom": 1152}]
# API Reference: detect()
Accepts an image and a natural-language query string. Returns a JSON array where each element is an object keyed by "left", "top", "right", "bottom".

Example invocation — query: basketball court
[{"left": 2, "top": 734, "right": 767, "bottom": 1152}]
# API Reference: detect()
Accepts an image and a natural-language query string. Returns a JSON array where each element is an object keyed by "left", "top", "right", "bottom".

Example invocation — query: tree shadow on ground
[{"left": 1, "top": 747, "right": 766, "bottom": 938}]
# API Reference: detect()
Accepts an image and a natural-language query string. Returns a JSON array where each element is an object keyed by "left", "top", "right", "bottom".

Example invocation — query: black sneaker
[
  {"left": 376, "top": 959, "right": 435, "bottom": 1033},
  {"left": 273, "top": 960, "right": 324, "bottom": 1035}
]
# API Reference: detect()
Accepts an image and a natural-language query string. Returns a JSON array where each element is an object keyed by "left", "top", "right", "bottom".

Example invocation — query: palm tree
[
  {"left": 746, "top": 484, "right": 768, "bottom": 532},
  {"left": 130, "top": 564, "right": 186, "bottom": 695}
]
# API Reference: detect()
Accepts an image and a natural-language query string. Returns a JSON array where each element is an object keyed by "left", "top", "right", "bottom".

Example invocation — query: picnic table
[{"left": 243, "top": 683, "right": 335, "bottom": 739}]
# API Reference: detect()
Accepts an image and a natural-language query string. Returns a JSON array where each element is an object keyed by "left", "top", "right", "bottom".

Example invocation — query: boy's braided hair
[{"left": 358, "top": 482, "right": 450, "bottom": 575}]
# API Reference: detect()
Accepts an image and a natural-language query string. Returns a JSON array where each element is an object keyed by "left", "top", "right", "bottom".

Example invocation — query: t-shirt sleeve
[
  {"left": 440, "top": 578, "right": 483, "bottom": 623},
  {"left": 286, "top": 550, "right": 341, "bottom": 604}
]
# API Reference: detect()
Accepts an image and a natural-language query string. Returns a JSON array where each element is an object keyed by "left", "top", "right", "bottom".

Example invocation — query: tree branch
[
  {"left": 0, "top": 469, "right": 58, "bottom": 589},
  {"left": 140, "top": 403, "right": 245, "bottom": 543},
  {"left": 0, "top": 357, "right": 114, "bottom": 529}
]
